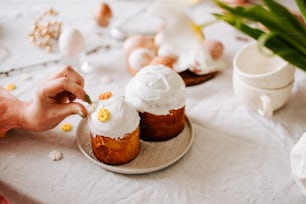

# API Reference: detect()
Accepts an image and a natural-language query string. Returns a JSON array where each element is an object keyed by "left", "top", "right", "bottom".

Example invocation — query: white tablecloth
[{"left": 1, "top": 0, "right": 306, "bottom": 203}]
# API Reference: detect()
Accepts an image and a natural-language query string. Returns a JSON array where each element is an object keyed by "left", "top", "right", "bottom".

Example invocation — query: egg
[
  {"left": 95, "top": 2, "right": 112, "bottom": 27},
  {"left": 157, "top": 44, "right": 177, "bottom": 58},
  {"left": 127, "top": 48, "right": 155, "bottom": 76},
  {"left": 203, "top": 39, "right": 224, "bottom": 60},
  {"left": 123, "top": 35, "right": 157, "bottom": 56},
  {"left": 150, "top": 56, "right": 177, "bottom": 68},
  {"left": 154, "top": 31, "right": 165, "bottom": 47},
  {"left": 58, "top": 28, "right": 85, "bottom": 57}
]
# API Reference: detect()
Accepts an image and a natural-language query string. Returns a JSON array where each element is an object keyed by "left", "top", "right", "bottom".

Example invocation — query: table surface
[{"left": 1, "top": 0, "right": 306, "bottom": 203}]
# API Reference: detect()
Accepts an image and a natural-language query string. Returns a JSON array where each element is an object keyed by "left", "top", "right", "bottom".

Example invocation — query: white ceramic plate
[{"left": 76, "top": 117, "right": 194, "bottom": 174}]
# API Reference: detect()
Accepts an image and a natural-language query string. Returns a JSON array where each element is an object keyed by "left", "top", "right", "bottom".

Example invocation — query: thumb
[{"left": 56, "top": 102, "right": 88, "bottom": 119}]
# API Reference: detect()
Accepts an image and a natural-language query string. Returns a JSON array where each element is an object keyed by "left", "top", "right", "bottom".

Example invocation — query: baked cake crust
[
  {"left": 91, "top": 126, "right": 140, "bottom": 165},
  {"left": 139, "top": 106, "right": 185, "bottom": 141}
]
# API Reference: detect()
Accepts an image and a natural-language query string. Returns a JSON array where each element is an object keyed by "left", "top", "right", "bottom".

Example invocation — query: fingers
[
  {"left": 53, "top": 91, "right": 76, "bottom": 103},
  {"left": 55, "top": 102, "right": 88, "bottom": 119},
  {"left": 39, "top": 77, "right": 86, "bottom": 102},
  {"left": 21, "top": 102, "right": 88, "bottom": 131},
  {"left": 49, "top": 66, "right": 85, "bottom": 87}
]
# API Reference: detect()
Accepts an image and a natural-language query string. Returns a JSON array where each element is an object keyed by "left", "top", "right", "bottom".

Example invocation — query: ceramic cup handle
[{"left": 257, "top": 95, "right": 273, "bottom": 117}]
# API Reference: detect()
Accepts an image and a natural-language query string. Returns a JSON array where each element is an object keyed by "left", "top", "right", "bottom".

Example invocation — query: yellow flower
[
  {"left": 61, "top": 123, "right": 73, "bottom": 132},
  {"left": 5, "top": 83, "right": 16, "bottom": 91},
  {"left": 97, "top": 108, "right": 110, "bottom": 122}
]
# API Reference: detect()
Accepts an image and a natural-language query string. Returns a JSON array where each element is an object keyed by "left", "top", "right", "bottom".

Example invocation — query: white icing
[
  {"left": 88, "top": 96, "right": 140, "bottom": 139},
  {"left": 128, "top": 48, "right": 155, "bottom": 71},
  {"left": 125, "top": 64, "right": 185, "bottom": 115}
]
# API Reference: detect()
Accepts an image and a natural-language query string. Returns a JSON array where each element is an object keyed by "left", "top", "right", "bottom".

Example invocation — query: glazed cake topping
[
  {"left": 88, "top": 92, "right": 140, "bottom": 139},
  {"left": 125, "top": 64, "right": 186, "bottom": 115}
]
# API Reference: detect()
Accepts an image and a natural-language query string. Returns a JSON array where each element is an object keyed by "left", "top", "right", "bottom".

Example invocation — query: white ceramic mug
[
  {"left": 233, "top": 73, "right": 294, "bottom": 117},
  {"left": 233, "top": 42, "right": 295, "bottom": 89}
]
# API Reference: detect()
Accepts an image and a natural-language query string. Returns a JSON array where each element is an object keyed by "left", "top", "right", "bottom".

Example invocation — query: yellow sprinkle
[
  {"left": 97, "top": 108, "right": 110, "bottom": 122},
  {"left": 5, "top": 83, "right": 16, "bottom": 91},
  {"left": 99, "top": 92, "right": 112, "bottom": 100},
  {"left": 61, "top": 123, "right": 73, "bottom": 132},
  {"left": 0, "top": 132, "right": 6, "bottom": 138}
]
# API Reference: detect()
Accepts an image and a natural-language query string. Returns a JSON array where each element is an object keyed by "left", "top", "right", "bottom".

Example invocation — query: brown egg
[
  {"left": 123, "top": 35, "right": 157, "bottom": 56},
  {"left": 150, "top": 56, "right": 177, "bottom": 69},
  {"left": 95, "top": 2, "right": 112, "bottom": 27},
  {"left": 127, "top": 48, "right": 156, "bottom": 76},
  {"left": 203, "top": 39, "right": 224, "bottom": 60}
]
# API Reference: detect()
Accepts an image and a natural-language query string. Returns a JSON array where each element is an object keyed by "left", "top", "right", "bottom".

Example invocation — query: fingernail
[
  {"left": 78, "top": 111, "right": 85, "bottom": 118},
  {"left": 85, "top": 94, "right": 92, "bottom": 104}
]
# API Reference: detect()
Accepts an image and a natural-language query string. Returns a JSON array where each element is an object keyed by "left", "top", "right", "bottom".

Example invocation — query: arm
[
  {"left": 0, "top": 87, "right": 27, "bottom": 135},
  {"left": 0, "top": 66, "right": 89, "bottom": 134}
]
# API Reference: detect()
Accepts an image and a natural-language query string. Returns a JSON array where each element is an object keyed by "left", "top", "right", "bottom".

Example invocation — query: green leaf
[
  {"left": 295, "top": 0, "right": 306, "bottom": 22},
  {"left": 264, "top": 0, "right": 306, "bottom": 33},
  {"left": 213, "top": 11, "right": 306, "bottom": 71},
  {"left": 213, "top": 0, "right": 306, "bottom": 71},
  {"left": 219, "top": 3, "right": 306, "bottom": 54}
]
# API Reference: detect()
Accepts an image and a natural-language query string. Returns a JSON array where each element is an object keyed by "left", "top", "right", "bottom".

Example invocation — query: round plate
[{"left": 76, "top": 117, "right": 194, "bottom": 174}]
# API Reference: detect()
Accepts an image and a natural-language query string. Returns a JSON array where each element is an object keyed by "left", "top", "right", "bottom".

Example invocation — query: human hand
[{"left": 21, "top": 66, "right": 90, "bottom": 131}]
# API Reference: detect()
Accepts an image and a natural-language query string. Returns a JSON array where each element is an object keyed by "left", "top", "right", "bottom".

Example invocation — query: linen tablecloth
[{"left": 1, "top": 0, "right": 306, "bottom": 203}]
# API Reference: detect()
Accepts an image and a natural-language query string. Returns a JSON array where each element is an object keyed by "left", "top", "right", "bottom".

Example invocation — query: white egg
[
  {"left": 128, "top": 48, "right": 155, "bottom": 72},
  {"left": 157, "top": 44, "right": 176, "bottom": 58},
  {"left": 123, "top": 35, "right": 156, "bottom": 55},
  {"left": 58, "top": 28, "right": 85, "bottom": 57},
  {"left": 154, "top": 31, "right": 165, "bottom": 47}
]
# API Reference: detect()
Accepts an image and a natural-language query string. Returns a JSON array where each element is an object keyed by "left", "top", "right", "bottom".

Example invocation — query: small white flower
[{"left": 49, "top": 150, "right": 63, "bottom": 161}]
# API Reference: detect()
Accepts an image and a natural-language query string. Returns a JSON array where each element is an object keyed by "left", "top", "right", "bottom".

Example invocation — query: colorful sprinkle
[
  {"left": 97, "top": 108, "right": 110, "bottom": 122},
  {"left": 5, "top": 83, "right": 16, "bottom": 91},
  {"left": 99, "top": 91, "right": 112, "bottom": 100},
  {"left": 61, "top": 123, "right": 73, "bottom": 132},
  {"left": 0, "top": 132, "right": 6, "bottom": 138}
]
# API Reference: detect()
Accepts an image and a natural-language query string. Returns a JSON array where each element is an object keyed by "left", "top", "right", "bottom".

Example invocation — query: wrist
[
  {"left": 18, "top": 101, "right": 31, "bottom": 130},
  {"left": 0, "top": 99, "right": 29, "bottom": 134}
]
